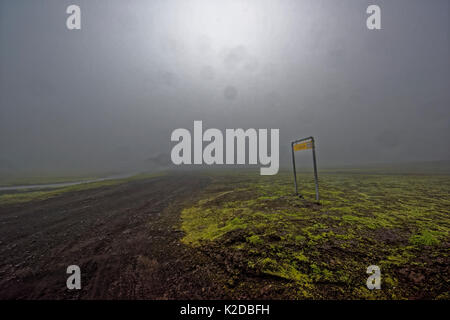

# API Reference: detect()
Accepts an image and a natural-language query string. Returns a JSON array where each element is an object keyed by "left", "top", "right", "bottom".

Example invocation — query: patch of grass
[
  {"left": 247, "top": 235, "right": 264, "bottom": 245},
  {"left": 181, "top": 206, "right": 248, "bottom": 244},
  {"left": 341, "top": 215, "right": 378, "bottom": 229},
  {"left": 409, "top": 230, "right": 443, "bottom": 246}
]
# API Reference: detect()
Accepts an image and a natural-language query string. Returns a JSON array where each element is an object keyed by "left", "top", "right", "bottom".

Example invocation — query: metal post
[
  {"left": 311, "top": 138, "right": 320, "bottom": 202},
  {"left": 291, "top": 142, "right": 298, "bottom": 195}
]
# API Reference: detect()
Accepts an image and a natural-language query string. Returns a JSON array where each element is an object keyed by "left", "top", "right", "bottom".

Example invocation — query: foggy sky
[{"left": 0, "top": 0, "right": 449, "bottom": 174}]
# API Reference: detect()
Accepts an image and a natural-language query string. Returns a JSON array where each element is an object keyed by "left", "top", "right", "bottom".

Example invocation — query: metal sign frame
[{"left": 291, "top": 136, "right": 319, "bottom": 202}]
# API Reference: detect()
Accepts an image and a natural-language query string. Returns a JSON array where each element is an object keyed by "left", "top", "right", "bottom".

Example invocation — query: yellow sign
[{"left": 293, "top": 141, "right": 313, "bottom": 151}]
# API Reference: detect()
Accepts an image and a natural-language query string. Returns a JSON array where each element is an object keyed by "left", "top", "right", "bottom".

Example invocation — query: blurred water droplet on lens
[
  {"left": 224, "top": 86, "right": 238, "bottom": 100},
  {"left": 223, "top": 46, "right": 247, "bottom": 70}
]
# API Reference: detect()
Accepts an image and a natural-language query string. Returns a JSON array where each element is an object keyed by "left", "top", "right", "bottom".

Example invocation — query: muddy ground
[{"left": 0, "top": 174, "right": 235, "bottom": 299}]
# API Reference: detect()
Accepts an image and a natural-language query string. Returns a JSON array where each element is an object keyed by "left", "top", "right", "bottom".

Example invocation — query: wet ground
[{"left": 0, "top": 174, "right": 230, "bottom": 299}]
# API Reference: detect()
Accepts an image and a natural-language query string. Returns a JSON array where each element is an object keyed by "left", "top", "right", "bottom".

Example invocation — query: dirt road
[{"left": 0, "top": 174, "right": 228, "bottom": 299}]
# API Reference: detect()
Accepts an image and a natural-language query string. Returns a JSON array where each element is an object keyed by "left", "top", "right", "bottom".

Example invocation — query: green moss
[
  {"left": 179, "top": 171, "right": 450, "bottom": 299},
  {"left": 181, "top": 207, "right": 248, "bottom": 245},
  {"left": 293, "top": 252, "right": 309, "bottom": 263},
  {"left": 247, "top": 235, "right": 263, "bottom": 245},
  {"left": 342, "top": 214, "right": 378, "bottom": 229},
  {"left": 409, "top": 230, "right": 443, "bottom": 246}
]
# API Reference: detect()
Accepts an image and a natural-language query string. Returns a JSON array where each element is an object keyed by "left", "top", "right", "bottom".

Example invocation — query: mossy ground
[{"left": 180, "top": 171, "right": 449, "bottom": 299}]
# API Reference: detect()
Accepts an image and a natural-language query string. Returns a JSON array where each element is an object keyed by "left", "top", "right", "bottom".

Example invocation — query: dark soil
[{"left": 0, "top": 174, "right": 229, "bottom": 299}]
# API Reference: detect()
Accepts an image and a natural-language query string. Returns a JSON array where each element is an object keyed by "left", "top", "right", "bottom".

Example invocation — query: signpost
[{"left": 291, "top": 136, "right": 319, "bottom": 202}]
